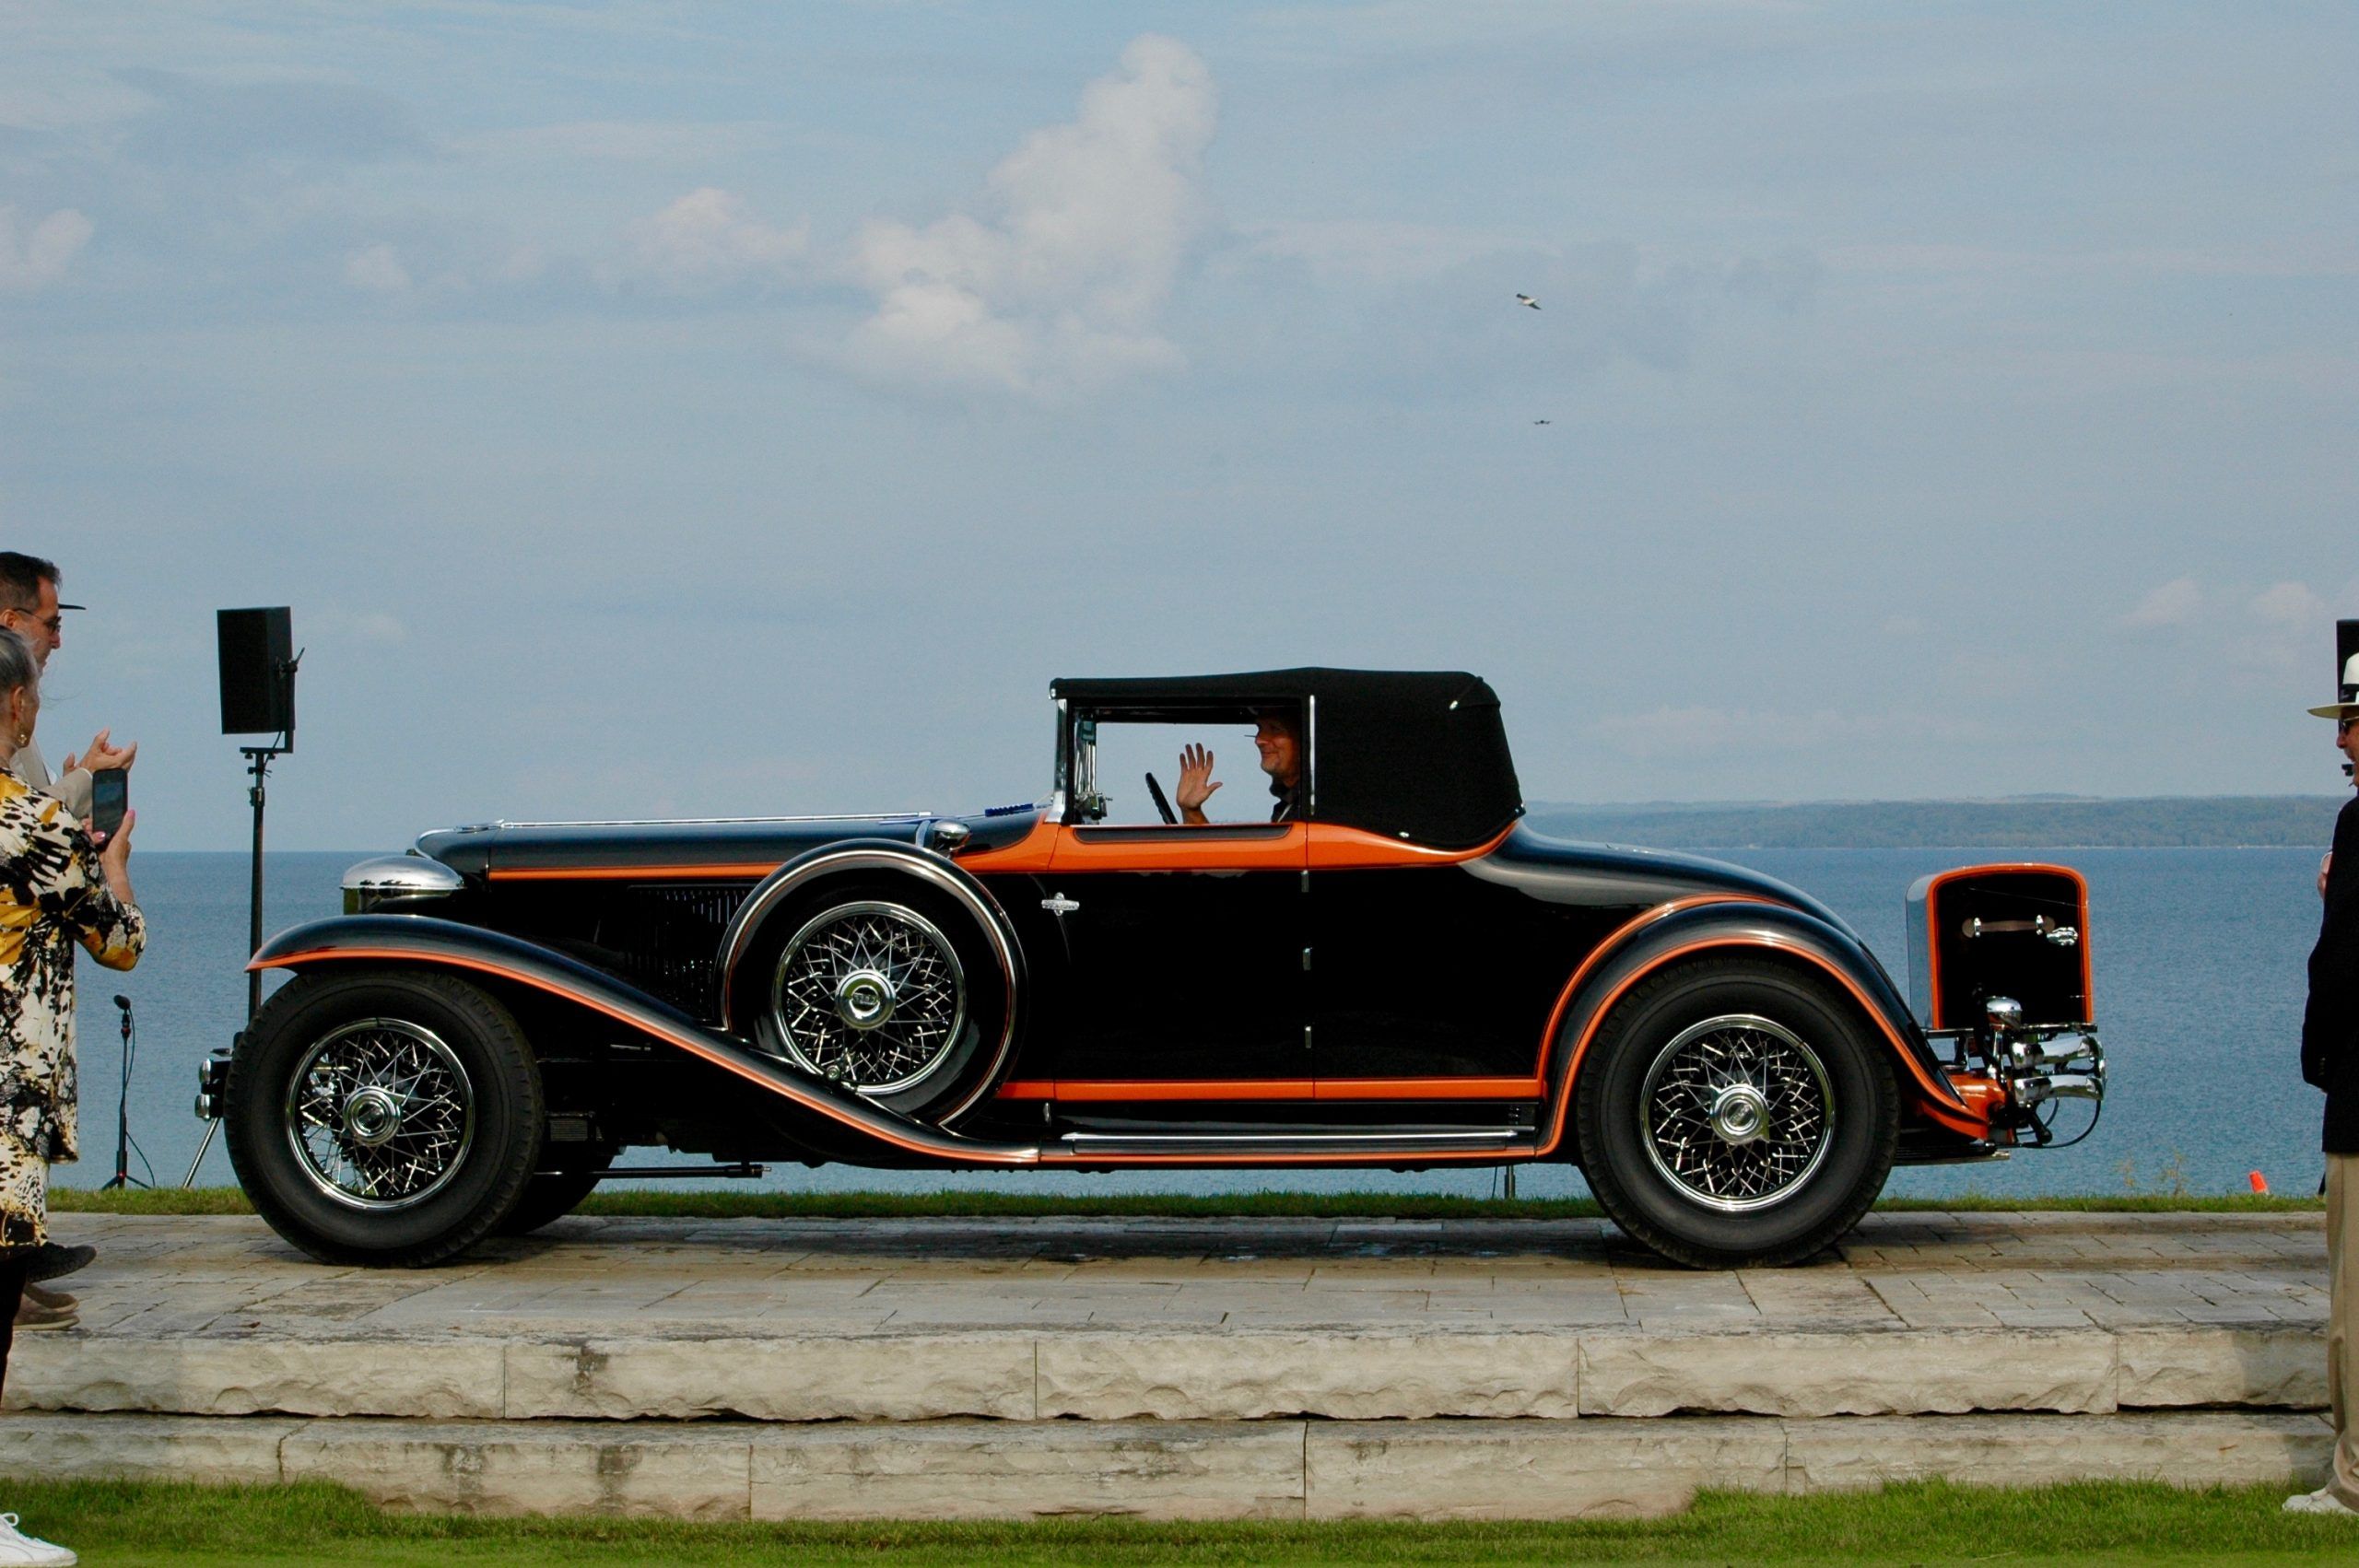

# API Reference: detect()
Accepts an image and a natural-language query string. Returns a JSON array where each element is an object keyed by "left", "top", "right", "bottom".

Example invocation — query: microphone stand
[{"left": 101, "top": 995, "right": 142, "bottom": 1189}]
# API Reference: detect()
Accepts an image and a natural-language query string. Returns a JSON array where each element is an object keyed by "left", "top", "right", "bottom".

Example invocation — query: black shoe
[{"left": 23, "top": 1244, "right": 93, "bottom": 1286}]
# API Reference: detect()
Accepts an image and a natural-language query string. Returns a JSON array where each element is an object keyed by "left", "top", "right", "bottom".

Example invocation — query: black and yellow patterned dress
[{"left": 0, "top": 772, "right": 143, "bottom": 1247}]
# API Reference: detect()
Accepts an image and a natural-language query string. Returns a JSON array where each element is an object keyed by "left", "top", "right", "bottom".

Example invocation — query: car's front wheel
[
  {"left": 225, "top": 968, "right": 544, "bottom": 1267},
  {"left": 1574, "top": 957, "right": 1897, "bottom": 1269}
]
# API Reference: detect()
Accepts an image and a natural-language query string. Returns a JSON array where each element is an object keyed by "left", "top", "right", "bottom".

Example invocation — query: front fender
[
  {"left": 1537, "top": 899, "right": 1982, "bottom": 1156},
  {"left": 247, "top": 915, "right": 1042, "bottom": 1167}
]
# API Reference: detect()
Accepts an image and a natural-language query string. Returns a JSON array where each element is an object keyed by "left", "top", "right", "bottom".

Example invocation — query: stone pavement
[{"left": 0, "top": 1209, "right": 2335, "bottom": 1518}]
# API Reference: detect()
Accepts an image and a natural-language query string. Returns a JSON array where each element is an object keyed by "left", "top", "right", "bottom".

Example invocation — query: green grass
[
  {"left": 1, "top": 1477, "right": 2353, "bottom": 1565},
  {"left": 46, "top": 1186, "right": 2325, "bottom": 1220}
]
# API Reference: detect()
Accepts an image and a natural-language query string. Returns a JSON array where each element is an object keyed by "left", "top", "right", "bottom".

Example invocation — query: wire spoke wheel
[
  {"left": 284, "top": 1017, "right": 477, "bottom": 1211},
  {"left": 1638, "top": 1012, "right": 1834, "bottom": 1212},
  {"left": 771, "top": 900, "right": 968, "bottom": 1094}
]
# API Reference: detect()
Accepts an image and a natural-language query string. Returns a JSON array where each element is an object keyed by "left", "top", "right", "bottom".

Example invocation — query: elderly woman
[{"left": 0, "top": 626, "right": 138, "bottom": 1567}]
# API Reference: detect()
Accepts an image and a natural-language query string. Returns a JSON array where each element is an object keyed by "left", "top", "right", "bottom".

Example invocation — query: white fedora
[{"left": 2309, "top": 651, "right": 2359, "bottom": 720}]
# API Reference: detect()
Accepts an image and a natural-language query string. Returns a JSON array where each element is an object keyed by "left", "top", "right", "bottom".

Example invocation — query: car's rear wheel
[
  {"left": 1574, "top": 956, "right": 1896, "bottom": 1269},
  {"left": 740, "top": 878, "right": 1012, "bottom": 1123},
  {"left": 226, "top": 968, "right": 544, "bottom": 1267}
]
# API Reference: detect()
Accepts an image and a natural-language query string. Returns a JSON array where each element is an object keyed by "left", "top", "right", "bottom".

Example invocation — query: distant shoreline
[{"left": 1526, "top": 795, "right": 2342, "bottom": 850}]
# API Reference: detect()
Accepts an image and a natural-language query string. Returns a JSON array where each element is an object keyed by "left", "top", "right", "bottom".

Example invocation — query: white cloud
[
  {"left": 2252, "top": 579, "right": 2325, "bottom": 632},
  {"left": 2231, "top": 579, "right": 2328, "bottom": 671},
  {"left": 342, "top": 243, "right": 411, "bottom": 294},
  {"left": 352, "top": 612, "right": 406, "bottom": 644},
  {"left": 2119, "top": 576, "right": 2201, "bottom": 629},
  {"left": 615, "top": 186, "right": 807, "bottom": 291},
  {"left": 0, "top": 205, "right": 92, "bottom": 292},
  {"left": 837, "top": 34, "right": 1216, "bottom": 396}
]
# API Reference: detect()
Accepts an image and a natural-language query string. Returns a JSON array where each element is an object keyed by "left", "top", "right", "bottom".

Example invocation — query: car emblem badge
[{"left": 1040, "top": 893, "right": 1081, "bottom": 918}]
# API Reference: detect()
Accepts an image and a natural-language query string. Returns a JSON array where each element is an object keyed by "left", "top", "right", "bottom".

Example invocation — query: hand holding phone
[{"left": 90, "top": 767, "right": 128, "bottom": 841}]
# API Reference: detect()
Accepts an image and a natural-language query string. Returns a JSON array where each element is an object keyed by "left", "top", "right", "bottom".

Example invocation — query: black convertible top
[{"left": 1050, "top": 668, "right": 1523, "bottom": 849}]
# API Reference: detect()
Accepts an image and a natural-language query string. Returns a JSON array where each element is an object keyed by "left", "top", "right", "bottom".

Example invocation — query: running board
[{"left": 1059, "top": 1129, "right": 1537, "bottom": 1157}]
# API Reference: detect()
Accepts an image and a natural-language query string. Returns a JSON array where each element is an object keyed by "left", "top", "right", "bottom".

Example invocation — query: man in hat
[
  {"left": 2291, "top": 649, "right": 2359, "bottom": 1515},
  {"left": 0, "top": 553, "right": 136, "bottom": 819}
]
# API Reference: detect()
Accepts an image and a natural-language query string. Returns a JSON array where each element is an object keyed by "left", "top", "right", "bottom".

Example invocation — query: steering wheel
[{"left": 1144, "top": 772, "right": 1178, "bottom": 825}]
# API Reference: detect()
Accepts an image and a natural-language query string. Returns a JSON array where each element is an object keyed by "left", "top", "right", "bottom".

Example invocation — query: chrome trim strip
[
  {"left": 454, "top": 813, "right": 933, "bottom": 830},
  {"left": 712, "top": 845, "right": 1025, "bottom": 1124},
  {"left": 1306, "top": 693, "right": 1317, "bottom": 818}
]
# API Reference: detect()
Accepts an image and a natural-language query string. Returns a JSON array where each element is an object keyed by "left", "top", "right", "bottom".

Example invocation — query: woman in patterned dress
[{"left": 0, "top": 627, "right": 139, "bottom": 1567}]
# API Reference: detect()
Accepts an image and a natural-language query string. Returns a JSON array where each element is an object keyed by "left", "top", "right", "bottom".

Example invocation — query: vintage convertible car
[{"left": 207, "top": 669, "right": 2105, "bottom": 1270}]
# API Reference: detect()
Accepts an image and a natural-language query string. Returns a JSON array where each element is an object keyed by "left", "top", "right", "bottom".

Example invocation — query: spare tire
[{"left": 733, "top": 876, "right": 1014, "bottom": 1123}]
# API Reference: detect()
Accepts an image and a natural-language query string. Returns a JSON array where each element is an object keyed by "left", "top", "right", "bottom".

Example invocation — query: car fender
[
  {"left": 1536, "top": 898, "right": 1983, "bottom": 1157},
  {"left": 246, "top": 914, "right": 1043, "bottom": 1167}
]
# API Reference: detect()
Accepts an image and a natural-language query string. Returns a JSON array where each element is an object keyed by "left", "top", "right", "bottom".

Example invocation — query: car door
[
  {"left": 1041, "top": 822, "right": 1309, "bottom": 1087},
  {"left": 1309, "top": 841, "right": 1556, "bottom": 1088}
]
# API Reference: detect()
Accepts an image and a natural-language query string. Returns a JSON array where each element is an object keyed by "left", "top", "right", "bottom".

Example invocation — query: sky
[{"left": 0, "top": 1, "right": 2353, "bottom": 851}]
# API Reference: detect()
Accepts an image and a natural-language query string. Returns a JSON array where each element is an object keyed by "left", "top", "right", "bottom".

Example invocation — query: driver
[{"left": 1175, "top": 710, "right": 1304, "bottom": 825}]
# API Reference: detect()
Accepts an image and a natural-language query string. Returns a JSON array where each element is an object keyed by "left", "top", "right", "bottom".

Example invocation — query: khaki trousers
[{"left": 2329, "top": 1154, "right": 2359, "bottom": 1506}]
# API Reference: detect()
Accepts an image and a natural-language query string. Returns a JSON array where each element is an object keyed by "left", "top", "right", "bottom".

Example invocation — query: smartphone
[{"left": 89, "top": 768, "right": 127, "bottom": 840}]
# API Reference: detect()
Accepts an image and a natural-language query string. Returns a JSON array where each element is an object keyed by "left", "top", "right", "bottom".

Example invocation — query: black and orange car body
[{"left": 212, "top": 670, "right": 2106, "bottom": 1269}]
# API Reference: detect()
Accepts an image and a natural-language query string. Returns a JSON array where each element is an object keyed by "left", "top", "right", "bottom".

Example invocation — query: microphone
[{"left": 112, "top": 995, "right": 131, "bottom": 1011}]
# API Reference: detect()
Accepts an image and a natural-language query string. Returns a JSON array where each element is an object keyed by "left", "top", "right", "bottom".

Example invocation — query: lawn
[{"left": 1, "top": 1478, "right": 2353, "bottom": 1566}]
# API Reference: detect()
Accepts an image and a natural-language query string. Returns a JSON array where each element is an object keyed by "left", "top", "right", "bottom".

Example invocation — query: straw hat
[{"left": 2310, "top": 650, "right": 2359, "bottom": 720}]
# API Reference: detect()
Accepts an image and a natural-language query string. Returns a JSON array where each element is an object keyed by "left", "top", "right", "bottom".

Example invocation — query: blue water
[{"left": 65, "top": 847, "right": 2330, "bottom": 1201}]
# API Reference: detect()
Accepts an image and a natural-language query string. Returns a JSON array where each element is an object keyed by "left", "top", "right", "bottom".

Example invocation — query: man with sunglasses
[
  {"left": 2292, "top": 654, "right": 2359, "bottom": 1515},
  {"left": 0, "top": 553, "right": 135, "bottom": 821}
]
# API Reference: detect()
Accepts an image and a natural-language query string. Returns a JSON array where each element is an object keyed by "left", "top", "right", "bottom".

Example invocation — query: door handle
[{"left": 1041, "top": 893, "right": 1081, "bottom": 918}]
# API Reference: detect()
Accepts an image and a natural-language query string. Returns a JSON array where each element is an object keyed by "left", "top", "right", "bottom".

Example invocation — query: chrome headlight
[{"left": 342, "top": 854, "right": 465, "bottom": 915}]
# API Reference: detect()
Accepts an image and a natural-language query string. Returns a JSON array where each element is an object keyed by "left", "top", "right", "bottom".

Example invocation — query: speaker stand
[{"left": 241, "top": 741, "right": 289, "bottom": 1023}]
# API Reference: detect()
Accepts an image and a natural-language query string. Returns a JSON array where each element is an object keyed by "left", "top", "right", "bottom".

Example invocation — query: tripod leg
[{"left": 182, "top": 1118, "right": 221, "bottom": 1189}]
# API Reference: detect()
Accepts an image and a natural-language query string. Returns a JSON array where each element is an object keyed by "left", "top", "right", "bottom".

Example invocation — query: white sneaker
[
  {"left": 2283, "top": 1487, "right": 2359, "bottom": 1516},
  {"left": 0, "top": 1513, "right": 72, "bottom": 1565}
]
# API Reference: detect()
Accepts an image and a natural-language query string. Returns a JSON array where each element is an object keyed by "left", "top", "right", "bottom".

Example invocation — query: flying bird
[
  {"left": 1532, "top": 419, "right": 1551, "bottom": 426},
  {"left": 1515, "top": 293, "right": 1541, "bottom": 310}
]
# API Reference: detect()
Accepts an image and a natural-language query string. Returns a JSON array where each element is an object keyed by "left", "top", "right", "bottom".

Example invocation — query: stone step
[
  {"left": 0, "top": 1410, "right": 2327, "bottom": 1520},
  {"left": 6, "top": 1319, "right": 2324, "bottom": 1424}
]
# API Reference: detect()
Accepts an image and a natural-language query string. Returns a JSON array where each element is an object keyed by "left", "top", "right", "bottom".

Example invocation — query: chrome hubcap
[
  {"left": 772, "top": 901, "right": 967, "bottom": 1094},
  {"left": 1707, "top": 1082, "right": 1769, "bottom": 1145},
  {"left": 835, "top": 969, "right": 895, "bottom": 1030},
  {"left": 342, "top": 1086, "right": 405, "bottom": 1148},
  {"left": 285, "top": 1018, "right": 475, "bottom": 1211},
  {"left": 1639, "top": 1013, "right": 1834, "bottom": 1213}
]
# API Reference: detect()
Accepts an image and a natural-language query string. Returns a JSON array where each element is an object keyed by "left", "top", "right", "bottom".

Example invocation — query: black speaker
[{"left": 217, "top": 607, "right": 295, "bottom": 737}]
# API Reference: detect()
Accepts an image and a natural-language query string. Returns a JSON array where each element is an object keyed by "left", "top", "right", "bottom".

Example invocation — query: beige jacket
[{"left": 4, "top": 734, "right": 91, "bottom": 821}]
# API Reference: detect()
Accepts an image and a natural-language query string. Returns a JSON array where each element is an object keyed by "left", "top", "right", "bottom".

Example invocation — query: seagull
[
  {"left": 1515, "top": 293, "right": 1541, "bottom": 310},
  {"left": 1532, "top": 419, "right": 1551, "bottom": 426}
]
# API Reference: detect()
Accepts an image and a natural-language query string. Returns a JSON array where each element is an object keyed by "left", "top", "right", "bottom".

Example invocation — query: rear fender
[
  {"left": 1538, "top": 900, "right": 1983, "bottom": 1157},
  {"left": 246, "top": 915, "right": 1041, "bottom": 1167}
]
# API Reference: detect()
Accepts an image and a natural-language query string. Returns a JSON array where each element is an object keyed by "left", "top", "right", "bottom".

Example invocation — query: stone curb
[
  {"left": 5, "top": 1322, "right": 2324, "bottom": 1422},
  {"left": 0, "top": 1410, "right": 2329, "bottom": 1520}
]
